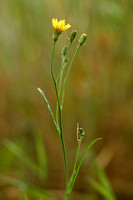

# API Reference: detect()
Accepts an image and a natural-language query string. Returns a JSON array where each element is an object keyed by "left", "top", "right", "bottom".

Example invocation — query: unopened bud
[
  {"left": 69, "top": 30, "right": 77, "bottom": 42},
  {"left": 62, "top": 46, "right": 68, "bottom": 63},
  {"left": 62, "top": 46, "right": 68, "bottom": 56},
  {"left": 79, "top": 33, "right": 87, "bottom": 46},
  {"left": 78, "top": 127, "right": 85, "bottom": 137}
]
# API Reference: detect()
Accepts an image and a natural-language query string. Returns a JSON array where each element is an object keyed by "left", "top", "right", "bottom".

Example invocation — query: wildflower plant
[{"left": 38, "top": 18, "right": 101, "bottom": 200}]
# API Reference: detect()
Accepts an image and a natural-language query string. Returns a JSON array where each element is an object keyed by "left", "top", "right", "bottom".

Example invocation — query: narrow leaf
[
  {"left": 68, "top": 138, "right": 101, "bottom": 193},
  {"left": 1, "top": 176, "right": 56, "bottom": 200},
  {"left": 93, "top": 161, "right": 117, "bottom": 200},
  {"left": 95, "top": 162, "right": 115, "bottom": 195},
  {"left": 3, "top": 139, "right": 44, "bottom": 178},
  {"left": 34, "top": 130, "right": 48, "bottom": 180},
  {"left": 37, "top": 88, "right": 60, "bottom": 134},
  {"left": 89, "top": 177, "right": 114, "bottom": 200}
]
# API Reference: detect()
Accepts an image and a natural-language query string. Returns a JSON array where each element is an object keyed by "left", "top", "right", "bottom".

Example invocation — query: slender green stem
[
  {"left": 69, "top": 138, "right": 101, "bottom": 194},
  {"left": 56, "top": 41, "right": 72, "bottom": 83},
  {"left": 71, "top": 139, "right": 82, "bottom": 180},
  {"left": 72, "top": 123, "right": 82, "bottom": 176},
  {"left": 51, "top": 41, "right": 56, "bottom": 86},
  {"left": 58, "top": 60, "right": 67, "bottom": 98},
  {"left": 51, "top": 41, "right": 68, "bottom": 186},
  {"left": 64, "top": 193, "right": 70, "bottom": 200},
  {"left": 56, "top": 42, "right": 72, "bottom": 127},
  {"left": 55, "top": 61, "right": 66, "bottom": 128},
  {"left": 55, "top": 60, "right": 66, "bottom": 128},
  {"left": 64, "top": 138, "right": 82, "bottom": 199},
  {"left": 61, "top": 45, "right": 80, "bottom": 107}
]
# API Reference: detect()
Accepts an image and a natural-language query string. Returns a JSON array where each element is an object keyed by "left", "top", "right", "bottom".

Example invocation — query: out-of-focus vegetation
[{"left": 0, "top": 0, "right": 133, "bottom": 199}]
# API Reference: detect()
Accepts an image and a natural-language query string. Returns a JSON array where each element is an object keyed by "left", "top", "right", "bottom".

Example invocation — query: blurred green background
[{"left": 0, "top": 0, "right": 133, "bottom": 199}]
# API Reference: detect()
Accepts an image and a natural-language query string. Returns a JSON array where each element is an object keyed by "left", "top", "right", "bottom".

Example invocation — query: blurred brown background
[{"left": 0, "top": 0, "right": 133, "bottom": 199}]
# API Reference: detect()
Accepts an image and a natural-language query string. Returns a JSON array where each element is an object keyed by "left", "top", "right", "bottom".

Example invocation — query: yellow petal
[
  {"left": 63, "top": 24, "right": 71, "bottom": 31},
  {"left": 52, "top": 18, "right": 71, "bottom": 34}
]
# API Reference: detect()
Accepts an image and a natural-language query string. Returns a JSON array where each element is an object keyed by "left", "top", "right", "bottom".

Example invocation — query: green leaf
[
  {"left": 89, "top": 177, "right": 114, "bottom": 200},
  {"left": 95, "top": 161, "right": 116, "bottom": 197},
  {"left": 0, "top": 145, "right": 15, "bottom": 171},
  {"left": 3, "top": 139, "right": 44, "bottom": 178},
  {"left": 34, "top": 129, "right": 48, "bottom": 180},
  {"left": 68, "top": 138, "right": 101, "bottom": 193},
  {"left": 1, "top": 176, "right": 56, "bottom": 200},
  {"left": 23, "top": 192, "right": 29, "bottom": 200},
  {"left": 90, "top": 161, "right": 117, "bottom": 200},
  {"left": 37, "top": 87, "right": 60, "bottom": 134}
]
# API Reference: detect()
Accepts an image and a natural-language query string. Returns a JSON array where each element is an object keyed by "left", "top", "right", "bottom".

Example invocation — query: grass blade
[
  {"left": 95, "top": 161, "right": 116, "bottom": 198},
  {"left": 34, "top": 129, "right": 48, "bottom": 180},
  {"left": 90, "top": 161, "right": 117, "bottom": 200},
  {"left": 1, "top": 176, "right": 56, "bottom": 200},
  {"left": 3, "top": 139, "right": 44, "bottom": 178},
  {"left": 89, "top": 177, "right": 114, "bottom": 200}
]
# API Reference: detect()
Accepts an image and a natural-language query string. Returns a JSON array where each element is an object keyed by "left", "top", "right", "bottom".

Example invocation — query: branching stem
[{"left": 51, "top": 41, "right": 68, "bottom": 186}]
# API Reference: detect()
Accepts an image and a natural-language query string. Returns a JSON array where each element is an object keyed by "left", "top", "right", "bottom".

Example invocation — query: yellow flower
[{"left": 52, "top": 18, "right": 71, "bottom": 35}]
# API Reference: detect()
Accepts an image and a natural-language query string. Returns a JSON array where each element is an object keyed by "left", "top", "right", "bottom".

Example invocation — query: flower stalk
[
  {"left": 51, "top": 40, "right": 69, "bottom": 186},
  {"left": 38, "top": 18, "right": 100, "bottom": 200},
  {"left": 61, "top": 44, "right": 81, "bottom": 107}
]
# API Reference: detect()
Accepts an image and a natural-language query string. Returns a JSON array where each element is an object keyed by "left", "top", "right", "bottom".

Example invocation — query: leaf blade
[
  {"left": 89, "top": 177, "right": 114, "bottom": 200},
  {"left": 34, "top": 129, "right": 48, "bottom": 180},
  {"left": 68, "top": 138, "right": 101, "bottom": 193},
  {"left": 3, "top": 139, "right": 43, "bottom": 178},
  {"left": 37, "top": 88, "right": 60, "bottom": 134}
]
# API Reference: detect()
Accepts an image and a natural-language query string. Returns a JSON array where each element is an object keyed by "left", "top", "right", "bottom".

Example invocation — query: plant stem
[
  {"left": 72, "top": 139, "right": 82, "bottom": 181},
  {"left": 56, "top": 41, "right": 72, "bottom": 83},
  {"left": 56, "top": 42, "right": 72, "bottom": 127},
  {"left": 64, "top": 138, "right": 82, "bottom": 199},
  {"left": 55, "top": 60, "right": 67, "bottom": 129},
  {"left": 64, "top": 193, "right": 70, "bottom": 200},
  {"left": 61, "top": 45, "right": 80, "bottom": 107},
  {"left": 69, "top": 138, "right": 101, "bottom": 193},
  {"left": 51, "top": 41, "right": 68, "bottom": 186}
]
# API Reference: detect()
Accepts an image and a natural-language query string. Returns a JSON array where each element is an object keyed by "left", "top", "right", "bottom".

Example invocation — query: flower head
[
  {"left": 79, "top": 33, "right": 87, "bottom": 46},
  {"left": 52, "top": 18, "right": 71, "bottom": 35},
  {"left": 69, "top": 30, "right": 77, "bottom": 43}
]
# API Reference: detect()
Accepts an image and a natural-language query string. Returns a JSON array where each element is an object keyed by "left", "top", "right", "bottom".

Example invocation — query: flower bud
[
  {"left": 79, "top": 33, "right": 87, "bottom": 46},
  {"left": 62, "top": 46, "right": 68, "bottom": 63},
  {"left": 62, "top": 46, "right": 68, "bottom": 56},
  {"left": 78, "top": 127, "right": 85, "bottom": 137},
  {"left": 69, "top": 30, "right": 77, "bottom": 42}
]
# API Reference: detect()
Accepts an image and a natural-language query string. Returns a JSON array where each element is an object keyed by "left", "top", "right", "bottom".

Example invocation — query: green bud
[
  {"left": 62, "top": 46, "right": 68, "bottom": 63},
  {"left": 79, "top": 33, "right": 87, "bottom": 46},
  {"left": 69, "top": 30, "right": 77, "bottom": 42},
  {"left": 78, "top": 127, "right": 85, "bottom": 137},
  {"left": 62, "top": 46, "right": 68, "bottom": 56}
]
